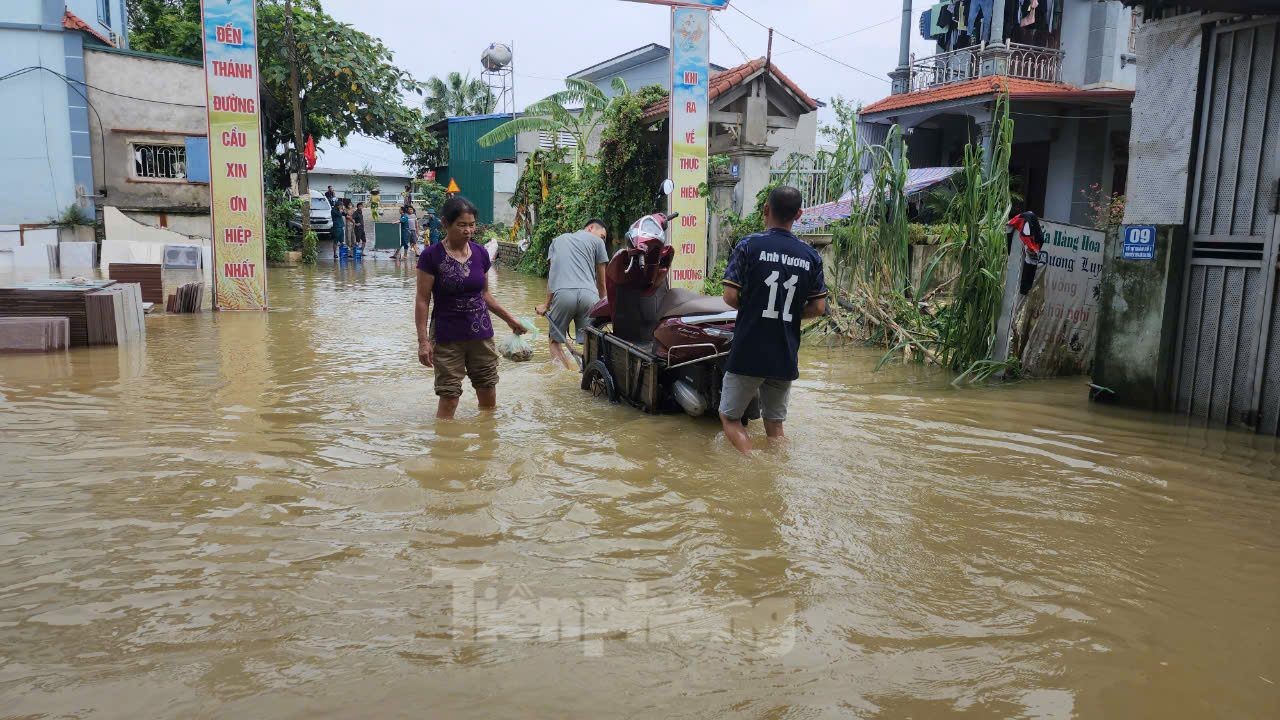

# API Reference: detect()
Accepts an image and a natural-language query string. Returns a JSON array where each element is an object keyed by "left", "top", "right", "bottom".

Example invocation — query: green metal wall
[{"left": 447, "top": 116, "right": 514, "bottom": 225}]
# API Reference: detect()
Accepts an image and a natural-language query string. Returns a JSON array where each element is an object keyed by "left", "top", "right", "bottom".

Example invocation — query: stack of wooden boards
[
  {"left": 0, "top": 280, "right": 111, "bottom": 346},
  {"left": 165, "top": 282, "right": 203, "bottom": 313},
  {"left": 108, "top": 263, "right": 164, "bottom": 304},
  {"left": 0, "top": 317, "right": 69, "bottom": 352},
  {"left": 86, "top": 283, "right": 145, "bottom": 345},
  {"left": 0, "top": 280, "right": 145, "bottom": 348}
]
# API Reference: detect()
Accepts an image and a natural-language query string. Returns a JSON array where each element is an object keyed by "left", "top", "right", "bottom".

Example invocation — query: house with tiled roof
[
  {"left": 0, "top": 2, "right": 127, "bottom": 231},
  {"left": 863, "top": 0, "right": 1139, "bottom": 227}
]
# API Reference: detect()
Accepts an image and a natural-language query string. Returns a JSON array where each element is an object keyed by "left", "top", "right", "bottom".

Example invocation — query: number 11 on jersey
[{"left": 761, "top": 271, "right": 798, "bottom": 322}]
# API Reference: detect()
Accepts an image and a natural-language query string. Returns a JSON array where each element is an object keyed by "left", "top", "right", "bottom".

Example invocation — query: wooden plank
[{"left": 108, "top": 263, "right": 164, "bottom": 304}]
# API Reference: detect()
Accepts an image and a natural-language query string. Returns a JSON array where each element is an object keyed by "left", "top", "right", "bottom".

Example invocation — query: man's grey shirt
[{"left": 548, "top": 231, "right": 608, "bottom": 294}]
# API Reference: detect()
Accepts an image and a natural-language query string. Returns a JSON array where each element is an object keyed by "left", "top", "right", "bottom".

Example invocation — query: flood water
[{"left": 1, "top": 258, "right": 1278, "bottom": 719}]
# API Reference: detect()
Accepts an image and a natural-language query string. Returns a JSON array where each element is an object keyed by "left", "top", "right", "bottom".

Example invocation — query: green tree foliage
[
  {"left": 125, "top": 0, "right": 203, "bottom": 60},
  {"left": 125, "top": 0, "right": 437, "bottom": 185},
  {"left": 507, "top": 85, "right": 673, "bottom": 276},
  {"left": 479, "top": 78, "right": 629, "bottom": 168},
  {"left": 935, "top": 95, "right": 1014, "bottom": 375},
  {"left": 301, "top": 230, "right": 318, "bottom": 265},
  {"left": 347, "top": 164, "right": 379, "bottom": 194},
  {"left": 411, "top": 179, "right": 448, "bottom": 213},
  {"left": 511, "top": 148, "right": 596, "bottom": 276},
  {"left": 816, "top": 95, "right": 863, "bottom": 204},
  {"left": 595, "top": 85, "right": 668, "bottom": 243},
  {"left": 265, "top": 190, "right": 302, "bottom": 262},
  {"left": 423, "top": 72, "right": 495, "bottom": 122}
]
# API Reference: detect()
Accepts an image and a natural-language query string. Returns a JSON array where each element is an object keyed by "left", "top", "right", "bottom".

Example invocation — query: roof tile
[
  {"left": 63, "top": 10, "right": 115, "bottom": 47},
  {"left": 642, "top": 57, "right": 819, "bottom": 121},
  {"left": 861, "top": 77, "right": 1083, "bottom": 115}
]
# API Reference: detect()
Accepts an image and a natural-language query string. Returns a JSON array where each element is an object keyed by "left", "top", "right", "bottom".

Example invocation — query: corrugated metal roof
[{"left": 447, "top": 113, "right": 518, "bottom": 124}]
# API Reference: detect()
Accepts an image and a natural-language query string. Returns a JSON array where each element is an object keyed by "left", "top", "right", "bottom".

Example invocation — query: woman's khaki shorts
[{"left": 433, "top": 338, "right": 500, "bottom": 398}]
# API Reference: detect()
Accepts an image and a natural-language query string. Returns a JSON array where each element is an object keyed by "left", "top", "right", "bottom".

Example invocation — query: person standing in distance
[
  {"left": 719, "top": 186, "right": 828, "bottom": 455},
  {"left": 536, "top": 219, "right": 609, "bottom": 369}
]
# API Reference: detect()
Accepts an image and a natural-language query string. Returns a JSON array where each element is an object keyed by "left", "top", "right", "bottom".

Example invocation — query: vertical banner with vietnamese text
[
  {"left": 669, "top": 7, "right": 710, "bottom": 291},
  {"left": 201, "top": 0, "right": 267, "bottom": 310}
]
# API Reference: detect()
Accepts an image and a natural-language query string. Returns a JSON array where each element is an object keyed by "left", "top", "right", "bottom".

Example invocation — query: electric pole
[{"left": 284, "top": 0, "right": 308, "bottom": 237}]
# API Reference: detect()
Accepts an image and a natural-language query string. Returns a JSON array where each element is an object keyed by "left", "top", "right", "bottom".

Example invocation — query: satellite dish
[{"left": 481, "top": 43, "right": 513, "bottom": 71}]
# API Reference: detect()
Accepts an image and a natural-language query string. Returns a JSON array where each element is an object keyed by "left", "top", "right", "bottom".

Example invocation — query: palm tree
[
  {"left": 476, "top": 77, "right": 628, "bottom": 168},
  {"left": 423, "top": 72, "right": 495, "bottom": 121}
]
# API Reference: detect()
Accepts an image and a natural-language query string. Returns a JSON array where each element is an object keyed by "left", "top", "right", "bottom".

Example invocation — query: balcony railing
[
  {"left": 1007, "top": 42, "right": 1065, "bottom": 83},
  {"left": 908, "top": 40, "right": 1065, "bottom": 92}
]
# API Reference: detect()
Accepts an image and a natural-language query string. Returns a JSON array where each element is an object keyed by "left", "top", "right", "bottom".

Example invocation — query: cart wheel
[{"left": 582, "top": 360, "right": 618, "bottom": 403}]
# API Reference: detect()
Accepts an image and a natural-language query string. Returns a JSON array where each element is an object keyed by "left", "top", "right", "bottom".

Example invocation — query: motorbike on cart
[{"left": 578, "top": 181, "right": 758, "bottom": 422}]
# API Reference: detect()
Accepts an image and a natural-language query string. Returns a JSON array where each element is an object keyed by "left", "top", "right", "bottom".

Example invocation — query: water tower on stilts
[{"left": 481, "top": 43, "right": 514, "bottom": 117}]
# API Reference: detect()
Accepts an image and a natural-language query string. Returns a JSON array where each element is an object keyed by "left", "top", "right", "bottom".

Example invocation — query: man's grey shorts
[
  {"left": 547, "top": 288, "right": 599, "bottom": 344},
  {"left": 719, "top": 372, "right": 792, "bottom": 422}
]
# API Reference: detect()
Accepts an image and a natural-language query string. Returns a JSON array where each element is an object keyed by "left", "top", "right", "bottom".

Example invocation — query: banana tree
[{"left": 477, "top": 77, "right": 629, "bottom": 169}]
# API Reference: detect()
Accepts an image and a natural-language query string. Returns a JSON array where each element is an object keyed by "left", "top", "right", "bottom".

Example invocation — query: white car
[{"left": 289, "top": 190, "right": 334, "bottom": 237}]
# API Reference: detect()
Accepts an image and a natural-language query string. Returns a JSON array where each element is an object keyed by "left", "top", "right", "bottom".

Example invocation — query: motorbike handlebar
[{"left": 665, "top": 212, "right": 680, "bottom": 223}]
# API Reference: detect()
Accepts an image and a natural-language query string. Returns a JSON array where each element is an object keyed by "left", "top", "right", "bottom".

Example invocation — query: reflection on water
[{"left": 1, "top": 259, "right": 1278, "bottom": 718}]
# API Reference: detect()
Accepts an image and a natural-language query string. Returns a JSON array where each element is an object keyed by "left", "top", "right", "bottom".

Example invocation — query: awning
[{"left": 795, "top": 167, "right": 962, "bottom": 234}]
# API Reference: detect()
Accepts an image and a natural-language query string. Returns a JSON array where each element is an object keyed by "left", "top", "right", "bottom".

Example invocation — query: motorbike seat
[{"left": 656, "top": 288, "right": 733, "bottom": 320}]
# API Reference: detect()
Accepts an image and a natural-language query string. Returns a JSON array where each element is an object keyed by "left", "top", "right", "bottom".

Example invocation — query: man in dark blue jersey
[{"left": 719, "top": 186, "right": 828, "bottom": 455}]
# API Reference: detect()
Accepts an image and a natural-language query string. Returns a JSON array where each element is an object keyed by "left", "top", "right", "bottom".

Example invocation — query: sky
[{"left": 315, "top": 0, "right": 930, "bottom": 175}]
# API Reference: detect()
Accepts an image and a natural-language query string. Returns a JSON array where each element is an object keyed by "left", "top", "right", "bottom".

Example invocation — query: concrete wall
[
  {"left": 597, "top": 58, "right": 672, "bottom": 97},
  {"left": 1092, "top": 12, "right": 1223, "bottom": 412},
  {"left": 768, "top": 111, "right": 819, "bottom": 164},
  {"left": 122, "top": 211, "right": 211, "bottom": 239},
  {"left": 84, "top": 47, "right": 209, "bottom": 215},
  {"left": 1093, "top": 226, "right": 1187, "bottom": 409},
  {"left": 0, "top": 25, "right": 77, "bottom": 225},
  {"left": 1084, "top": 0, "right": 1138, "bottom": 89},
  {"left": 1052, "top": 1, "right": 1138, "bottom": 90}
]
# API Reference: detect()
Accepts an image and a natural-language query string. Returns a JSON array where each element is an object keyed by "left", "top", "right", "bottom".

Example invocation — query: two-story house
[
  {"left": 0, "top": 1, "right": 127, "bottom": 229},
  {"left": 860, "top": 0, "right": 1139, "bottom": 227}
]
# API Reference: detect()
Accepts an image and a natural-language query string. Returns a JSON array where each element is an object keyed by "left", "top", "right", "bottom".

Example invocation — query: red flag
[{"left": 303, "top": 135, "right": 317, "bottom": 171}]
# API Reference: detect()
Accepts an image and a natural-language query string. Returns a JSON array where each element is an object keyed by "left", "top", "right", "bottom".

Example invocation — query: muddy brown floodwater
[{"left": 1, "top": 259, "right": 1278, "bottom": 719}]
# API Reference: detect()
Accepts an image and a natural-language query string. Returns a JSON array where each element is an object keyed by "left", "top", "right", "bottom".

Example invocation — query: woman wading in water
[{"left": 415, "top": 196, "right": 526, "bottom": 419}]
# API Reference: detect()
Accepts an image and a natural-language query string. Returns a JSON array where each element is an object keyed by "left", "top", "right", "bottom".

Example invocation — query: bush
[
  {"left": 301, "top": 230, "right": 318, "bottom": 265},
  {"left": 266, "top": 191, "right": 303, "bottom": 261},
  {"left": 703, "top": 257, "right": 727, "bottom": 296},
  {"left": 412, "top": 179, "right": 448, "bottom": 213}
]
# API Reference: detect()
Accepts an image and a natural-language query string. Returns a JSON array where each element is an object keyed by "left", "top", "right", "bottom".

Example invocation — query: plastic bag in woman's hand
[{"left": 498, "top": 317, "right": 539, "bottom": 361}]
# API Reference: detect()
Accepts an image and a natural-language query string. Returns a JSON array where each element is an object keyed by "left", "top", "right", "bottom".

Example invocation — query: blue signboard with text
[{"left": 1122, "top": 225, "right": 1157, "bottom": 261}]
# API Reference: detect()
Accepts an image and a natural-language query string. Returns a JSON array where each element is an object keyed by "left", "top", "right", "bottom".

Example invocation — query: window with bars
[
  {"left": 133, "top": 144, "right": 187, "bottom": 180},
  {"left": 538, "top": 130, "right": 578, "bottom": 151}
]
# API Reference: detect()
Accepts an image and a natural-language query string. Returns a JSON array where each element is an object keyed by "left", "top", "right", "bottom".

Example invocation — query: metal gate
[{"left": 1175, "top": 18, "right": 1280, "bottom": 431}]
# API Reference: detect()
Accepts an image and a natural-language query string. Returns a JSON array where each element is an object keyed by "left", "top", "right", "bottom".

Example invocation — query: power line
[
  {"left": 776, "top": 16, "right": 899, "bottom": 56},
  {"left": 711, "top": 15, "right": 752, "bottom": 63},
  {"left": 729, "top": 4, "right": 888, "bottom": 84},
  {"left": 0, "top": 65, "right": 205, "bottom": 107}
]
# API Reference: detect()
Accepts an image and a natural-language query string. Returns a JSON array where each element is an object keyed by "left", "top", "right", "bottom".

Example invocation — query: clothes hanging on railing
[
  {"left": 967, "top": 0, "right": 995, "bottom": 43},
  {"left": 929, "top": 3, "right": 949, "bottom": 37},
  {"left": 1019, "top": 0, "right": 1039, "bottom": 28}
]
